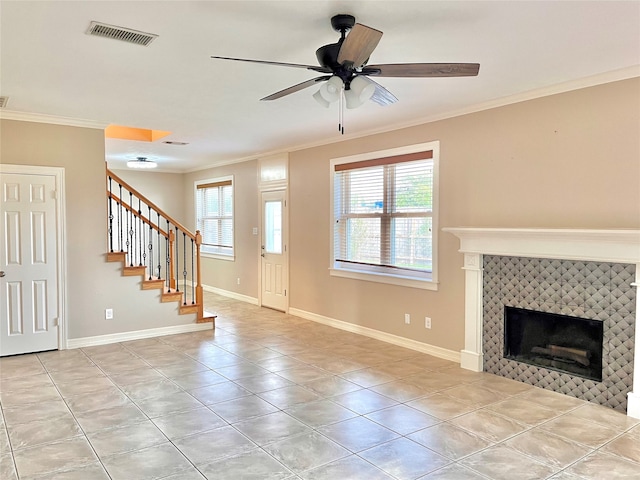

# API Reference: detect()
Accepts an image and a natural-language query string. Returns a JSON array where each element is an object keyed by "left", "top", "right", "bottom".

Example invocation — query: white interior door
[
  {"left": 1, "top": 172, "right": 59, "bottom": 356},
  {"left": 261, "top": 190, "right": 288, "bottom": 312}
]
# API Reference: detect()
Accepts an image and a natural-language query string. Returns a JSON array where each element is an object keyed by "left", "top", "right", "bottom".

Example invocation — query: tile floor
[{"left": 1, "top": 293, "right": 640, "bottom": 479}]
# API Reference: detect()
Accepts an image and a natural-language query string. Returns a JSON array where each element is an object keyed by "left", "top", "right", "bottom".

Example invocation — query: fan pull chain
[{"left": 339, "top": 85, "right": 345, "bottom": 135}]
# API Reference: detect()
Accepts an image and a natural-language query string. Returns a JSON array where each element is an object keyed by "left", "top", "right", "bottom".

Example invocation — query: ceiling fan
[{"left": 211, "top": 14, "right": 479, "bottom": 132}]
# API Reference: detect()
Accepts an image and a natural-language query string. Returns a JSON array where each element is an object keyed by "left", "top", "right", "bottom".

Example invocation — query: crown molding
[
  {"left": 0, "top": 110, "right": 108, "bottom": 129},
  {"left": 287, "top": 66, "right": 640, "bottom": 155},
  {"left": 189, "top": 66, "right": 640, "bottom": 172}
]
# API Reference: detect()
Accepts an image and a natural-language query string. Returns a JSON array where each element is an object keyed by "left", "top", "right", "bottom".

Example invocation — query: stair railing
[{"left": 106, "top": 167, "right": 205, "bottom": 321}]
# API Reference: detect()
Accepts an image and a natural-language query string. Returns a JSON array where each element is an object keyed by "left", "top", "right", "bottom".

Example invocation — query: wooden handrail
[{"left": 107, "top": 168, "right": 195, "bottom": 241}]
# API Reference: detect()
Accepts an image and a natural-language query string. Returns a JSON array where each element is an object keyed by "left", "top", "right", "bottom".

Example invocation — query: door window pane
[{"left": 264, "top": 200, "right": 282, "bottom": 254}]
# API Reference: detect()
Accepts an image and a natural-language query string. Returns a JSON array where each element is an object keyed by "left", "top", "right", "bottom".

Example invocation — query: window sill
[
  {"left": 329, "top": 268, "right": 439, "bottom": 291},
  {"left": 202, "top": 252, "right": 235, "bottom": 262}
]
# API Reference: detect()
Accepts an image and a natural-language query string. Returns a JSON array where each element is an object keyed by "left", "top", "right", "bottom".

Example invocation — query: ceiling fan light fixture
[
  {"left": 127, "top": 157, "right": 158, "bottom": 169},
  {"left": 318, "top": 76, "right": 344, "bottom": 103},
  {"left": 344, "top": 90, "right": 363, "bottom": 109},
  {"left": 313, "top": 90, "right": 331, "bottom": 108},
  {"left": 345, "top": 76, "right": 376, "bottom": 109}
]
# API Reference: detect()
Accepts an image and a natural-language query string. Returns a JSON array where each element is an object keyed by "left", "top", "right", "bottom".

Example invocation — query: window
[
  {"left": 195, "top": 176, "right": 234, "bottom": 258},
  {"left": 331, "top": 142, "right": 438, "bottom": 289}
]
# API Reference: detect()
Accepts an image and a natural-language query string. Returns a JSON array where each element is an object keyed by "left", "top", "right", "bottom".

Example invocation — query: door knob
[
  {"left": 0, "top": 271, "right": 4, "bottom": 277},
  {"left": 261, "top": 253, "right": 265, "bottom": 257}
]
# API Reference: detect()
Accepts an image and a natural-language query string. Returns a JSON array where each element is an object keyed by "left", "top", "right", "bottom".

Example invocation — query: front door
[
  {"left": 0, "top": 172, "right": 59, "bottom": 356},
  {"left": 261, "top": 190, "right": 288, "bottom": 311}
]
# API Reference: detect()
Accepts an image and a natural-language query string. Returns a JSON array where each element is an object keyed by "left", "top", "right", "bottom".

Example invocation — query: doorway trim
[
  {"left": 0, "top": 164, "right": 67, "bottom": 350},
  {"left": 258, "top": 187, "right": 289, "bottom": 313}
]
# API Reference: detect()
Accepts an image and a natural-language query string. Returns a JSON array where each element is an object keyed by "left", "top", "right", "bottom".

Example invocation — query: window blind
[
  {"left": 333, "top": 152, "right": 433, "bottom": 275},
  {"left": 196, "top": 182, "right": 233, "bottom": 251}
]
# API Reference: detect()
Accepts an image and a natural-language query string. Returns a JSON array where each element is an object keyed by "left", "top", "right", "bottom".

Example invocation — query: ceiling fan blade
[
  {"left": 363, "top": 63, "right": 480, "bottom": 77},
  {"left": 211, "top": 56, "right": 332, "bottom": 74},
  {"left": 337, "top": 23, "right": 383, "bottom": 68},
  {"left": 368, "top": 79, "right": 398, "bottom": 106},
  {"left": 260, "top": 76, "right": 331, "bottom": 101}
]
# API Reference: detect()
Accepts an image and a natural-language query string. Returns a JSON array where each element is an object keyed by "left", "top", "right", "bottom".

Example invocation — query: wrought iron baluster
[
  {"left": 148, "top": 206, "right": 153, "bottom": 280},
  {"left": 157, "top": 212, "right": 162, "bottom": 281},
  {"left": 175, "top": 226, "right": 180, "bottom": 293},
  {"left": 118, "top": 184, "right": 124, "bottom": 252},
  {"left": 138, "top": 198, "right": 143, "bottom": 267},
  {"left": 108, "top": 177, "right": 114, "bottom": 252},
  {"left": 128, "top": 192, "right": 134, "bottom": 266},
  {"left": 183, "top": 232, "right": 187, "bottom": 305},
  {"left": 191, "top": 238, "right": 195, "bottom": 304},
  {"left": 166, "top": 220, "right": 171, "bottom": 291}
]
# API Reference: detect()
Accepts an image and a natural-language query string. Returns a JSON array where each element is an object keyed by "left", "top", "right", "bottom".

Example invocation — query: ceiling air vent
[
  {"left": 0, "top": 97, "right": 8, "bottom": 108},
  {"left": 86, "top": 21, "right": 158, "bottom": 46},
  {"left": 163, "top": 141, "right": 189, "bottom": 146}
]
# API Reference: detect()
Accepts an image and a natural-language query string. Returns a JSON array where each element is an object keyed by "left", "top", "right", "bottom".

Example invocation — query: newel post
[
  {"left": 195, "top": 230, "right": 204, "bottom": 321},
  {"left": 168, "top": 229, "right": 176, "bottom": 290}
]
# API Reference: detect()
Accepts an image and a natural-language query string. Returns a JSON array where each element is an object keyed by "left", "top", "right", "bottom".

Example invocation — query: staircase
[{"left": 105, "top": 167, "right": 215, "bottom": 325}]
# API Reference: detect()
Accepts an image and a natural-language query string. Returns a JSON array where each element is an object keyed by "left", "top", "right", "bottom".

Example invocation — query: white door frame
[
  {"left": 258, "top": 187, "right": 289, "bottom": 313},
  {"left": 0, "top": 164, "right": 67, "bottom": 350}
]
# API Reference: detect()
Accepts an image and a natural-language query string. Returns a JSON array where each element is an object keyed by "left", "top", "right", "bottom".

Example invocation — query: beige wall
[
  {"left": 0, "top": 120, "right": 197, "bottom": 341},
  {"left": 110, "top": 168, "right": 186, "bottom": 225},
  {"left": 288, "top": 78, "right": 640, "bottom": 352},
  {"left": 2, "top": 77, "right": 637, "bottom": 353},
  {"left": 183, "top": 160, "right": 260, "bottom": 298},
  {"left": 174, "top": 78, "right": 639, "bottom": 354}
]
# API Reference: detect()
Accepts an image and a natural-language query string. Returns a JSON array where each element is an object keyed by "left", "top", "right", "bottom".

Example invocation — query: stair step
[
  {"left": 179, "top": 304, "right": 199, "bottom": 315},
  {"left": 105, "top": 243, "right": 209, "bottom": 323},
  {"left": 106, "top": 252, "right": 126, "bottom": 262},
  {"left": 123, "top": 266, "right": 146, "bottom": 276},
  {"left": 162, "top": 291, "right": 183, "bottom": 302},
  {"left": 197, "top": 315, "right": 217, "bottom": 325},
  {"left": 142, "top": 278, "right": 165, "bottom": 290}
]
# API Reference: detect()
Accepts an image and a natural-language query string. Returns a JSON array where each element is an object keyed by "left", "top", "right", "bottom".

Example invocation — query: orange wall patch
[{"left": 105, "top": 125, "right": 171, "bottom": 142}]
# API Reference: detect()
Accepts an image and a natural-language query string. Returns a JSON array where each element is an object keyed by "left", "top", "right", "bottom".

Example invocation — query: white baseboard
[
  {"left": 460, "top": 350, "right": 484, "bottom": 372},
  {"left": 66, "top": 323, "right": 213, "bottom": 349},
  {"left": 184, "top": 285, "right": 459, "bottom": 364},
  {"left": 202, "top": 284, "right": 259, "bottom": 305},
  {"left": 628, "top": 392, "right": 640, "bottom": 419},
  {"left": 288, "top": 307, "right": 461, "bottom": 364}
]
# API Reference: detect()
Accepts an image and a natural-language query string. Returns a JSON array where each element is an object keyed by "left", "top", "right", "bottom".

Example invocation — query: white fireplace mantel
[{"left": 443, "top": 227, "right": 640, "bottom": 418}]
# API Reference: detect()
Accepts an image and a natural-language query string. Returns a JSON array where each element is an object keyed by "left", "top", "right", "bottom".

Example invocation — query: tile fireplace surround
[{"left": 444, "top": 228, "right": 640, "bottom": 419}]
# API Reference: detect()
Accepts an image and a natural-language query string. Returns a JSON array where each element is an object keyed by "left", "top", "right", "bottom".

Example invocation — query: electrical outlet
[
  {"left": 404, "top": 313, "right": 411, "bottom": 325},
  {"left": 425, "top": 316, "right": 432, "bottom": 329},
  {"left": 237, "top": 278, "right": 240, "bottom": 285},
  {"left": 105, "top": 308, "right": 113, "bottom": 320}
]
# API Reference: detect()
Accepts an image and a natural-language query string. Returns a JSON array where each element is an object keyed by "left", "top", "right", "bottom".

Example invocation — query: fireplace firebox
[{"left": 504, "top": 306, "right": 604, "bottom": 382}]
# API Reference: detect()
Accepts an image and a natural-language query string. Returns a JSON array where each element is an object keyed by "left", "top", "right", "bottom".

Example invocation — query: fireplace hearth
[{"left": 504, "top": 306, "right": 603, "bottom": 382}]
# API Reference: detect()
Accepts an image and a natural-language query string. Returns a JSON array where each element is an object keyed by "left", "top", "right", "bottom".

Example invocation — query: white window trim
[
  {"left": 194, "top": 175, "right": 235, "bottom": 261},
  {"left": 329, "top": 141, "right": 439, "bottom": 290}
]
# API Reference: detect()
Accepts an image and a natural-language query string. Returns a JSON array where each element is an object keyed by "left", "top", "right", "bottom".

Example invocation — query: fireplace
[
  {"left": 443, "top": 228, "right": 640, "bottom": 418},
  {"left": 504, "top": 306, "right": 603, "bottom": 382}
]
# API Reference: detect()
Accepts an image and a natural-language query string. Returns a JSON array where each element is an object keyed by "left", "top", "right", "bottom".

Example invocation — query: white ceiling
[{"left": 1, "top": 1, "right": 639, "bottom": 172}]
